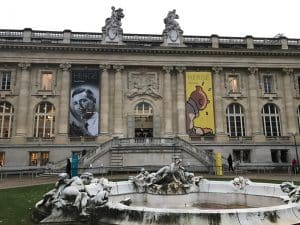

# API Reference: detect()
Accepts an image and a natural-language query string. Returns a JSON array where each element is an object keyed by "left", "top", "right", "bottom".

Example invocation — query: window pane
[
  {"left": 41, "top": 73, "right": 53, "bottom": 90},
  {"left": 34, "top": 102, "right": 55, "bottom": 138}
]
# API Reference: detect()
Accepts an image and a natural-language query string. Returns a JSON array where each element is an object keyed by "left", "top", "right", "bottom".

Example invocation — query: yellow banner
[
  {"left": 185, "top": 72, "right": 215, "bottom": 136},
  {"left": 215, "top": 152, "right": 223, "bottom": 176}
]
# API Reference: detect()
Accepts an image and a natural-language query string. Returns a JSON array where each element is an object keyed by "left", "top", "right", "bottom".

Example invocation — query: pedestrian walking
[{"left": 227, "top": 154, "right": 234, "bottom": 172}]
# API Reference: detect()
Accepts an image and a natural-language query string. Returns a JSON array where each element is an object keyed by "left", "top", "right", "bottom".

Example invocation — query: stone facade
[{"left": 0, "top": 27, "right": 299, "bottom": 168}]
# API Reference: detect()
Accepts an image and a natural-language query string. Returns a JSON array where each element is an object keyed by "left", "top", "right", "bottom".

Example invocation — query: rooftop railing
[{"left": 0, "top": 28, "right": 298, "bottom": 50}]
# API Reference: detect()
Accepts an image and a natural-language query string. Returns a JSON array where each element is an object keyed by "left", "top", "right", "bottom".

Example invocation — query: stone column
[
  {"left": 100, "top": 65, "right": 110, "bottom": 135},
  {"left": 15, "top": 63, "right": 31, "bottom": 142},
  {"left": 163, "top": 66, "right": 173, "bottom": 136},
  {"left": 212, "top": 67, "right": 226, "bottom": 141},
  {"left": 175, "top": 66, "right": 187, "bottom": 136},
  {"left": 283, "top": 68, "right": 296, "bottom": 135},
  {"left": 113, "top": 65, "right": 124, "bottom": 136},
  {"left": 247, "top": 67, "right": 264, "bottom": 141},
  {"left": 56, "top": 63, "right": 71, "bottom": 143}
]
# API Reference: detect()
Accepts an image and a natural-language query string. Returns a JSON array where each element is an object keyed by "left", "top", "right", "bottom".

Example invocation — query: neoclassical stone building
[{"left": 0, "top": 8, "right": 299, "bottom": 169}]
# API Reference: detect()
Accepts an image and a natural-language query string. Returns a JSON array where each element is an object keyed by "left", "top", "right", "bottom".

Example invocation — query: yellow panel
[{"left": 185, "top": 72, "right": 215, "bottom": 136}]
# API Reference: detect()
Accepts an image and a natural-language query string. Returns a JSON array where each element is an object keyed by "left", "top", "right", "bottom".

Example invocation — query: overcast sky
[{"left": 1, "top": 0, "right": 299, "bottom": 38}]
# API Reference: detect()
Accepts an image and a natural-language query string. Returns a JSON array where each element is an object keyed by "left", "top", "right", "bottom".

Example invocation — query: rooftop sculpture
[{"left": 102, "top": 6, "right": 124, "bottom": 43}]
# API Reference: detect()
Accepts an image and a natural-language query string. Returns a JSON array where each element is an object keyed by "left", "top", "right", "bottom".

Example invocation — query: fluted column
[
  {"left": 212, "top": 67, "right": 226, "bottom": 140},
  {"left": 15, "top": 63, "right": 31, "bottom": 142},
  {"left": 56, "top": 63, "right": 71, "bottom": 143},
  {"left": 175, "top": 66, "right": 186, "bottom": 136},
  {"left": 100, "top": 65, "right": 110, "bottom": 134},
  {"left": 113, "top": 65, "right": 124, "bottom": 136},
  {"left": 283, "top": 68, "right": 296, "bottom": 135},
  {"left": 163, "top": 66, "right": 173, "bottom": 136},
  {"left": 247, "top": 67, "right": 260, "bottom": 135}
]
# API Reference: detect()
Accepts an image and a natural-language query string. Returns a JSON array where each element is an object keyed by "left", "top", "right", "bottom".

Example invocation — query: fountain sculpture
[{"left": 33, "top": 158, "right": 300, "bottom": 225}]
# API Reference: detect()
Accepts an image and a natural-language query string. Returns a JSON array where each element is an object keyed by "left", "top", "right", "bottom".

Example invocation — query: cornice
[{"left": 0, "top": 41, "right": 299, "bottom": 57}]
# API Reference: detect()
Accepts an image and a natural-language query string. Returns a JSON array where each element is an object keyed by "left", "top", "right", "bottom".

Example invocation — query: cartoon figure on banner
[{"left": 186, "top": 85, "right": 213, "bottom": 136}]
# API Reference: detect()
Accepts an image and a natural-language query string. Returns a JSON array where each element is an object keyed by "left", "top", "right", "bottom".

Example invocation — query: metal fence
[{"left": 0, "top": 164, "right": 296, "bottom": 183}]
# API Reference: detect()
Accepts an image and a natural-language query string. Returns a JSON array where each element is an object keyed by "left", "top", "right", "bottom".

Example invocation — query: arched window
[
  {"left": 297, "top": 105, "right": 300, "bottom": 133},
  {"left": 34, "top": 102, "right": 55, "bottom": 138},
  {"left": 135, "top": 102, "right": 153, "bottom": 115},
  {"left": 0, "top": 102, "right": 14, "bottom": 138},
  {"left": 134, "top": 102, "right": 153, "bottom": 138},
  {"left": 262, "top": 104, "right": 281, "bottom": 136},
  {"left": 226, "top": 103, "right": 245, "bottom": 137}
]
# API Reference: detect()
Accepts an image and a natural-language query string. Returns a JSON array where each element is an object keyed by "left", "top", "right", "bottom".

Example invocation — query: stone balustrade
[{"left": 0, "top": 28, "right": 297, "bottom": 50}]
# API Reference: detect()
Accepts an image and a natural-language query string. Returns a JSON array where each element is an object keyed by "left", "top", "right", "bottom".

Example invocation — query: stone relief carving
[
  {"left": 127, "top": 72, "right": 161, "bottom": 99},
  {"left": 280, "top": 181, "right": 300, "bottom": 203}
]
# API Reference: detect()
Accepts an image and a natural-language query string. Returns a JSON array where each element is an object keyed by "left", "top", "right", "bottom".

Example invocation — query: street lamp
[{"left": 293, "top": 134, "right": 299, "bottom": 163}]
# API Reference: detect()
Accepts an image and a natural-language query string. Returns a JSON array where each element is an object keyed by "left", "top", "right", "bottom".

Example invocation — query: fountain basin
[{"left": 93, "top": 180, "right": 300, "bottom": 225}]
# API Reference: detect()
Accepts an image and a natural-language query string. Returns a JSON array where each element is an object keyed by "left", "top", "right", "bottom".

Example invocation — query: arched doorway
[{"left": 134, "top": 102, "right": 153, "bottom": 138}]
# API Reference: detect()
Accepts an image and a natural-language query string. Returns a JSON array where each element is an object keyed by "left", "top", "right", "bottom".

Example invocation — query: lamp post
[{"left": 293, "top": 134, "right": 299, "bottom": 164}]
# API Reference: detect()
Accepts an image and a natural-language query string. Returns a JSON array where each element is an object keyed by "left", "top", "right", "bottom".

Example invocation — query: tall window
[
  {"left": 297, "top": 105, "right": 300, "bottom": 133},
  {"left": 233, "top": 150, "right": 251, "bottom": 163},
  {"left": 0, "top": 102, "right": 14, "bottom": 138},
  {"left": 228, "top": 75, "right": 238, "bottom": 93},
  {"left": 34, "top": 102, "right": 55, "bottom": 138},
  {"left": 0, "top": 71, "right": 11, "bottom": 90},
  {"left": 226, "top": 103, "right": 245, "bottom": 136},
  {"left": 262, "top": 104, "right": 281, "bottom": 136},
  {"left": 271, "top": 149, "right": 288, "bottom": 163},
  {"left": 0, "top": 152, "right": 5, "bottom": 166},
  {"left": 263, "top": 75, "right": 273, "bottom": 94},
  {"left": 41, "top": 72, "right": 53, "bottom": 90}
]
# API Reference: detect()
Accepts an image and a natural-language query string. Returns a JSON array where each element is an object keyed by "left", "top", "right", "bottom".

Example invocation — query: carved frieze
[{"left": 127, "top": 71, "right": 161, "bottom": 99}]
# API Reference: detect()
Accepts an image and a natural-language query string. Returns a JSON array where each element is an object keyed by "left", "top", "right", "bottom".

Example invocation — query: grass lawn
[{"left": 0, "top": 184, "right": 54, "bottom": 225}]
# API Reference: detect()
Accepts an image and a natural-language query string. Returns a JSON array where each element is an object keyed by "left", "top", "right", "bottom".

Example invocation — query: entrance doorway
[{"left": 134, "top": 102, "right": 153, "bottom": 138}]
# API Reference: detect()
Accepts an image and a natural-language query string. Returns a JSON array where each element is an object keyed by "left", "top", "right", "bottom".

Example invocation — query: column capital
[
  {"left": 113, "top": 65, "right": 124, "bottom": 72},
  {"left": 163, "top": 66, "right": 173, "bottom": 73},
  {"left": 212, "top": 67, "right": 222, "bottom": 74},
  {"left": 99, "top": 64, "right": 111, "bottom": 71},
  {"left": 283, "top": 67, "right": 294, "bottom": 76},
  {"left": 18, "top": 63, "right": 31, "bottom": 70},
  {"left": 59, "top": 63, "right": 71, "bottom": 71},
  {"left": 248, "top": 67, "right": 258, "bottom": 76},
  {"left": 175, "top": 66, "right": 186, "bottom": 73}
]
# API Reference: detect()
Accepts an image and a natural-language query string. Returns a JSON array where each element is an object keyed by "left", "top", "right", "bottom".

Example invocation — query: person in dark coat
[
  {"left": 227, "top": 154, "right": 234, "bottom": 172},
  {"left": 66, "top": 158, "right": 71, "bottom": 178}
]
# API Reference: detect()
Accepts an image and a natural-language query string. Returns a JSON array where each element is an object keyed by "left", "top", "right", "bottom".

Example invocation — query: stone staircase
[{"left": 76, "top": 137, "right": 214, "bottom": 172}]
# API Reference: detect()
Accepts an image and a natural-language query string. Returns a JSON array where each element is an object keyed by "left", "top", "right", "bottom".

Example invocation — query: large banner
[
  {"left": 69, "top": 70, "right": 100, "bottom": 137},
  {"left": 185, "top": 72, "right": 215, "bottom": 136}
]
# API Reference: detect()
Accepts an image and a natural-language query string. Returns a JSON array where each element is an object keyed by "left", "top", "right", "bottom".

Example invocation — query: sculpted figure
[
  {"left": 35, "top": 171, "right": 112, "bottom": 219},
  {"left": 232, "top": 176, "right": 251, "bottom": 190},
  {"left": 280, "top": 182, "right": 300, "bottom": 203},
  {"left": 163, "top": 9, "right": 182, "bottom": 33},
  {"left": 103, "top": 6, "right": 124, "bottom": 40},
  {"left": 36, "top": 173, "right": 70, "bottom": 213},
  {"left": 153, "top": 157, "right": 187, "bottom": 185}
]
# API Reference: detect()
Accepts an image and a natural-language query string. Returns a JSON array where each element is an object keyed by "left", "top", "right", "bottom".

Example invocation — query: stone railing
[{"left": 0, "top": 28, "right": 298, "bottom": 50}]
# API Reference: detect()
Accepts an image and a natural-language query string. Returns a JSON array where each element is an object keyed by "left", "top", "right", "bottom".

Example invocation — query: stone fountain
[{"left": 32, "top": 158, "right": 300, "bottom": 225}]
